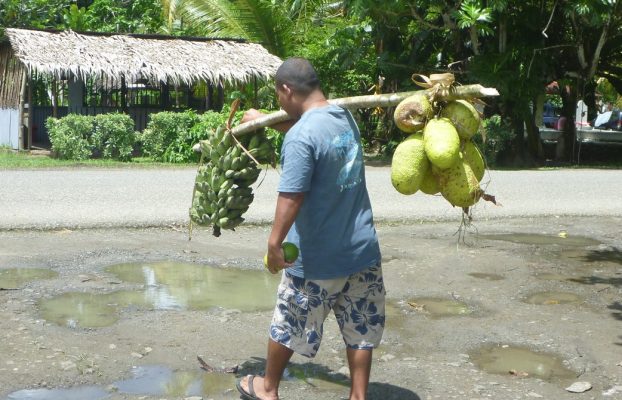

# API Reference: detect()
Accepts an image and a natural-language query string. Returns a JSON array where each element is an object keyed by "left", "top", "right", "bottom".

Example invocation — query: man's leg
[
  {"left": 346, "top": 347, "right": 373, "bottom": 400},
  {"left": 239, "top": 339, "right": 293, "bottom": 400}
]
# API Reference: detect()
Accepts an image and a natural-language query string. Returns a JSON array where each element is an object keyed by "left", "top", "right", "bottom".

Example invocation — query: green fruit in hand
[
  {"left": 281, "top": 242, "right": 299, "bottom": 263},
  {"left": 263, "top": 242, "right": 299, "bottom": 273}
]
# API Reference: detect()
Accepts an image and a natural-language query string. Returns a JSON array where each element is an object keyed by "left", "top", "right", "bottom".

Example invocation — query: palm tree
[{"left": 170, "top": 0, "right": 294, "bottom": 57}]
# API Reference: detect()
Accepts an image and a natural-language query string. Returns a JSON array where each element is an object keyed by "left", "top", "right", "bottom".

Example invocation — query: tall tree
[{"left": 178, "top": 0, "right": 292, "bottom": 56}]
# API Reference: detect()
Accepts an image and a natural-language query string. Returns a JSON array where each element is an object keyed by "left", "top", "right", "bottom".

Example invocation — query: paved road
[{"left": 1, "top": 166, "right": 621, "bottom": 229}]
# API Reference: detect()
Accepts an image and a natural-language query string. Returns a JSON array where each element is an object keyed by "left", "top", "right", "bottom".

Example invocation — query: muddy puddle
[
  {"left": 480, "top": 233, "right": 601, "bottom": 247},
  {"left": 6, "top": 363, "right": 350, "bottom": 400},
  {"left": 7, "top": 365, "right": 236, "bottom": 400},
  {"left": 0, "top": 268, "right": 58, "bottom": 289},
  {"left": 523, "top": 291, "right": 582, "bottom": 305},
  {"left": 469, "top": 345, "right": 576, "bottom": 382},
  {"left": 38, "top": 262, "right": 280, "bottom": 328},
  {"left": 407, "top": 297, "right": 472, "bottom": 318},
  {"left": 468, "top": 272, "right": 505, "bottom": 281}
]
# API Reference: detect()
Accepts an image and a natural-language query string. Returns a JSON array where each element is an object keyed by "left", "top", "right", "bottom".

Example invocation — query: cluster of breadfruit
[
  {"left": 189, "top": 125, "right": 273, "bottom": 236},
  {"left": 391, "top": 93, "right": 487, "bottom": 208}
]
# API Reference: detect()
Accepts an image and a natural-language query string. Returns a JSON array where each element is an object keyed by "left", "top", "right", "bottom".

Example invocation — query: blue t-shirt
[{"left": 277, "top": 104, "right": 381, "bottom": 280}]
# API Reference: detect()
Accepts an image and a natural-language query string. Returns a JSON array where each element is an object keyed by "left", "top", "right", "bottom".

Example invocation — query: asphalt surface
[{"left": 1, "top": 166, "right": 621, "bottom": 229}]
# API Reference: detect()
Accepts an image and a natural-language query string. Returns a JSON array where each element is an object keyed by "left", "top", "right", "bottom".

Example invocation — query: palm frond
[{"left": 183, "top": 0, "right": 290, "bottom": 56}]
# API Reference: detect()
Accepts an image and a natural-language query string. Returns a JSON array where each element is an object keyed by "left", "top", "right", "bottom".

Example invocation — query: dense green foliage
[
  {"left": 46, "top": 114, "right": 93, "bottom": 160},
  {"left": 92, "top": 113, "right": 136, "bottom": 161},
  {"left": 3, "top": 0, "right": 622, "bottom": 165},
  {"left": 140, "top": 110, "right": 202, "bottom": 162},
  {"left": 46, "top": 113, "right": 136, "bottom": 160},
  {"left": 140, "top": 108, "right": 282, "bottom": 163},
  {"left": 473, "top": 115, "right": 515, "bottom": 167},
  {"left": 0, "top": 0, "right": 164, "bottom": 32}
]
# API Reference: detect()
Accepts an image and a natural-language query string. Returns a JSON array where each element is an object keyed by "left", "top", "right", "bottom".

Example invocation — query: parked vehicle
[
  {"left": 542, "top": 101, "right": 560, "bottom": 128},
  {"left": 592, "top": 109, "right": 622, "bottom": 131}
]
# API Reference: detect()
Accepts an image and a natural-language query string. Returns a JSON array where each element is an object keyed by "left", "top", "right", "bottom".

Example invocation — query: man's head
[
  {"left": 274, "top": 57, "right": 324, "bottom": 118},
  {"left": 275, "top": 57, "right": 320, "bottom": 96}
]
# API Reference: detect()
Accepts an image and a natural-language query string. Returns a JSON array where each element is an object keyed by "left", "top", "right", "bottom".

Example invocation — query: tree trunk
[
  {"left": 560, "top": 84, "right": 577, "bottom": 162},
  {"left": 498, "top": 16, "right": 507, "bottom": 53}
]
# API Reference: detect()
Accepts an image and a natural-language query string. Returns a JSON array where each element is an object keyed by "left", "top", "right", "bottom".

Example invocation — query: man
[{"left": 236, "top": 57, "right": 384, "bottom": 400}]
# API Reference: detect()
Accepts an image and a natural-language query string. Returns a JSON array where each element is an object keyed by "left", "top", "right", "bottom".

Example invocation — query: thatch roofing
[{"left": 3, "top": 28, "right": 282, "bottom": 86}]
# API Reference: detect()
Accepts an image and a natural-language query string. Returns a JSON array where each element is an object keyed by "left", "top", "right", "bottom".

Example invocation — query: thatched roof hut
[
  {"left": 3, "top": 28, "right": 282, "bottom": 86},
  {"left": 0, "top": 28, "right": 282, "bottom": 150}
]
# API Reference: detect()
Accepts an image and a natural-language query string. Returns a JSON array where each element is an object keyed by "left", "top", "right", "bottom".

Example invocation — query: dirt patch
[{"left": 1, "top": 216, "right": 621, "bottom": 399}]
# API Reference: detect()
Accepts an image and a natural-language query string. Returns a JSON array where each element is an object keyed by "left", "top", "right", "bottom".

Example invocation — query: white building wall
[{"left": 0, "top": 108, "right": 19, "bottom": 150}]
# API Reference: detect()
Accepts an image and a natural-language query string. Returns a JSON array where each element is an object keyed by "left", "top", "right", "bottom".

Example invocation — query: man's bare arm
[{"left": 266, "top": 192, "right": 304, "bottom": 272}]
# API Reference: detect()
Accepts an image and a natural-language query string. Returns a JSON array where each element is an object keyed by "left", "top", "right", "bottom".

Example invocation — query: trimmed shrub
[
  {"left": 139, "top": 107, "right": 283, "bottom": 163},
  {"left": 168, "top": 110, "right": 225, "bottom": 163},
  {"left": 92, "top": 113, "right": 136, "bottom": 161},
  {"left": 46, "top": 114, "right": 93, "bottom": 160},
  {"left": 140, "top": 110, "right": 201, "bottom": 162}
]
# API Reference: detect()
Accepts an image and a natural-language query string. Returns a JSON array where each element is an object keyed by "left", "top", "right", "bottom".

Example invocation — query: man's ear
[{"left": 281, "top": 84, "right": 293, "bottom": 98}]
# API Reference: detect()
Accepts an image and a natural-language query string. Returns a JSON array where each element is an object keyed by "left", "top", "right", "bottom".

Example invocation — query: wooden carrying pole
[
  {"left": 232, "top": 84, "right": 497, "bottom": 136},
  {"left": 193, "top": 84, "right": 499, "bottom": 151}
]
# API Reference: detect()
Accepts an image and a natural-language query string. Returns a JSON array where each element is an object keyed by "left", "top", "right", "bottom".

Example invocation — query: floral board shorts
[{"left": 269, "top": 264, "right": 385, "bottom": 358}]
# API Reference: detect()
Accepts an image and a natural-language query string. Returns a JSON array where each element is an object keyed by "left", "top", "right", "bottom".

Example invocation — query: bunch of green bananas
[{"left": 189, "top": 125, "right": 274, "bottom": 237}]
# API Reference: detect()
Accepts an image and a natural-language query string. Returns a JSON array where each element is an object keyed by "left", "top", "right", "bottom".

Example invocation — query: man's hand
[
  {"left": 241, "top": 108, "right": 265, "bottom": 124},
  {"left": 265, "top": 192, "right": 305, "bottom": 273},
  {"left": 241, "top": 108, "right": 296, "bottom": 133},
  {"left": 265, "top": 244, "right": 287, "bottom": 274}
]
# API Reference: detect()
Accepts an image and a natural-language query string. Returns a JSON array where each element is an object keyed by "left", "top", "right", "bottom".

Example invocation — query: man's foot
[{"left": 235, "top": 374, "right": 278, "bottom": 400}]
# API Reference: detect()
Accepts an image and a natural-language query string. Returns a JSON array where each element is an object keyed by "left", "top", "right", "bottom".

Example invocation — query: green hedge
[
  {"left": 139, "top": 107, "right": 282, "bottom": 164},
  {"left": 46, "top": 113, "right": 136, "bottom": 161},
  {"left": 139, "top": 110, "right": 202, "bottom": 163},
  {"left": 47, "top": 108, "right": 283, "bottom": 163},
  {"left": 46, "top": 114, "right": 93, "bottom": 160},
  {"left": 92, "top": 113, "right": 136, "bottom": 161}
]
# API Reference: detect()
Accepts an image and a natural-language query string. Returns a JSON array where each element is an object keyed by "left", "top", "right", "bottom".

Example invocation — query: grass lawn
[{"left": 0, "top": 149, "right": 195, "bottom": 169}]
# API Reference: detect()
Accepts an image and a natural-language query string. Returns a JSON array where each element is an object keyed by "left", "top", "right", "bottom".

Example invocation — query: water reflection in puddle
[
  {"left": 481, "top": 233, "right": 600, "bottom": 247},
  {"left": 6, "top": 364, "right": 349, "bottom": 400},
  {"left": 114, "top": 365, "right": 234, "bottom": 398},
  {"left": 6, "top": 365, "right": 235, "bottom": 400},
  {"left": 523, "top": 291, "right": 582, "bottom": 305},
  {"left": 39, "top": 262, "right": 280, "bottom": 328},
  {"left": 470, "top": 345, "right": 576, "bottom": 381},
  {"left": 468, "top": 272, "right": 505, "bottom": 281},
  {"left": 105, "top": 262, "right": 279, "bottom": 311},
  {"left": 385, "top": 301, "right": 408, "bottom": 330},
  {"left": 407, "top": 297, "right": 472, "bottom": 318},
  {"left": 0, "top": 268, "right": 58, "bottom": 289},
  {"left": 7, "top": 386, "right": 108, "bottom": 400},
  {"left": 38, "top": 291, "right": 148, "bottom": 328}
]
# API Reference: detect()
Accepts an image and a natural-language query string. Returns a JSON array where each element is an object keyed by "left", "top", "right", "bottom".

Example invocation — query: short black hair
[{"left": 275, "top": 57, "right": 320, "bottom": 95}]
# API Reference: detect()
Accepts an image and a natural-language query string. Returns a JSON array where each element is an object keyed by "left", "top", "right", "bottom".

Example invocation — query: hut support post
[
  {"left": 207, "top": 83, "right": 213, "bottom": 110},
  {"left": 161, "top": 82, "right": 170, "bottom": 110},
  {"left": 217, "top": 83, "right": 224, "bottom": 111},
  {"left": 18, "top": 71, "right": 27, "bottom": 150},
  {"left": 51, "top": 77, "right": 58, "bottom": 118},
  {"left": 121, "top": 77, "right": 128, "bottom": 111},
  {"left": 27, "top": 75, "right": 32, "bottom": 149},
  {"left": 68, "top": 78, "right": 84, "bottom": 114}
]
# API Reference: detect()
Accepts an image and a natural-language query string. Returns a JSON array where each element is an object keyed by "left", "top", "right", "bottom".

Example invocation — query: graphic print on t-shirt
[{"left": 332, "top": 129, "right": 363, "bottom": 191}]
